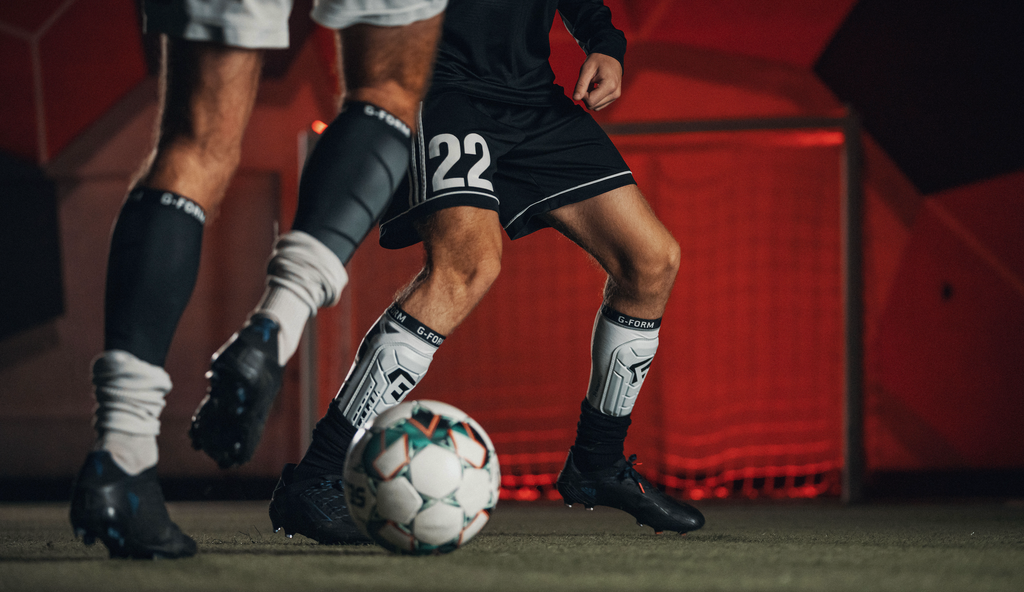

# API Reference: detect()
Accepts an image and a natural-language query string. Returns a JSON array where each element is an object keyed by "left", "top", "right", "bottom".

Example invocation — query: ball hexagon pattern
[{"left": 343, "top": 400, "right": 500, "bottom": 555}]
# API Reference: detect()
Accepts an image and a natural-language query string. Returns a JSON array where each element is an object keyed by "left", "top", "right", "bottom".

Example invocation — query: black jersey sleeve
[{"left": 557, "top": 0, "right": 627, "bottom": 70}]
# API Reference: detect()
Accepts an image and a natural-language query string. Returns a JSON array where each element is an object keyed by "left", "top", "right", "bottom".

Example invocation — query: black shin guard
[
  {"left": 571, "top": 399, "right": 632, "bottom": 472},
  {"left": 293, "top": 404, "right": 359, "bottom": 480},
  {"left": 104, "top": 188, "right": 205, "bottom": 366},
  {"left": 293, "top": 101, "right": 412, "bottom": 265}
]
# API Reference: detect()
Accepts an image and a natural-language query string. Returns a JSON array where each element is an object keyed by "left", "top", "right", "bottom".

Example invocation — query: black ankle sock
[
  {"left": 571, "top": 399, "right": 632, "bottom": 472},
  {"left": 293, "top": 404, "right": 358, "bottom": 480}
]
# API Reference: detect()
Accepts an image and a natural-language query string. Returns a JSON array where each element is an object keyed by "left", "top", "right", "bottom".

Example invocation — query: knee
[
  {"left": 618, "top": 233, "right": 680, "bottom": 301},
  {"left": 435, "top": 249, "right": 502, "bottom": 303}
]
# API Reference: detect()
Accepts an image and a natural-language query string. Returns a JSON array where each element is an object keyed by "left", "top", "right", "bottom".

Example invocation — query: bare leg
[
  {"left": 101, "top": 37, "right": 265, "bottom": 452},
  {"left": 397, "top": 207, "right": 504, "bottom": 335},
  {"left": 544, "top": 184, "right": 680, "bottom": 319},
  {"left": 142, "top": 38, "right": 263, "bottom": 212},
  {"left": 198, "top": 15, "right": 447, "bottom": 470},
  {"left": 549, "top": 184, "right": 681, "bottom": 482},
  {"left": 73, "top": 37, "right": 264, "bottom": 562},
  {"left": 249, "top": 13, "right": 445, "bottom": 360},
  {"left": 342, "top": 13, "right": 444, "bottom": 129}
]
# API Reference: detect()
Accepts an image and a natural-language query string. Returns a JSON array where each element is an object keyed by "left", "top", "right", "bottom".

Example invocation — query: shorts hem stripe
[{"left": 505, "top": 170, "right": 633, "bottom": 228}]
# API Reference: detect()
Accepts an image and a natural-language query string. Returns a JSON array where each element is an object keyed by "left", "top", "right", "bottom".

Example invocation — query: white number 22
[{"left": 429, "top": 133, "right": 494, "bottom": 191}]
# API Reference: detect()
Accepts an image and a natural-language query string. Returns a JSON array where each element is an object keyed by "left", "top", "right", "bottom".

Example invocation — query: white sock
[
  {"left": 585, "top": 306, "right": 661, "bottom": 417},
  {"left": 255, "top": 230, "right": 348, "bottom": 365},
  {"left": 334, "top": 305, "right": 443, "bottom": 428},
  {"left": 92, "top": 350, "right": 170, "bottom": 475},
  {"left": 94, "top": 431, "right": 159, "bottom": 476}
]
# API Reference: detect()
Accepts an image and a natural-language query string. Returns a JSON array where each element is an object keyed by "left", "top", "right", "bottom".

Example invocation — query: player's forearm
[{"left": 557, "top": 0, "right": 626, "bottom": 70}]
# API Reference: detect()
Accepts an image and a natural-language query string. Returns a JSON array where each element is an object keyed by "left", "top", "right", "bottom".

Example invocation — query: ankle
[
  {"left": 294, "top": 405, "right": 358, "bottom": 480},
  {"left": 96, "top": 431, "right": 158, "bottom": 475},
  {"left": 571, "top": 400, "right": 630, "bottom": 472}
]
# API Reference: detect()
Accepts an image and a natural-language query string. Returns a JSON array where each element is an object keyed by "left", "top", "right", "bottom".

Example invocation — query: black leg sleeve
[
  {"left": 292, "top": 101, "right": 412, "bottom": 265},
  {"left": 104, "top": 188, "right": 206, "bottom": 367}
]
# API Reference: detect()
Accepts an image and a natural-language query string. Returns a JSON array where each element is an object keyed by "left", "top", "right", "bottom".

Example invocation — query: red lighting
[{"left": 311, "top": 120, "right": 328, "bottom": 134}]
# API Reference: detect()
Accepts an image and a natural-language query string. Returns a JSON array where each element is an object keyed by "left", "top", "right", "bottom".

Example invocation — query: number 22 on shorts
[{"left": 429, "top": 133, "right": 494, "bottom": 191}]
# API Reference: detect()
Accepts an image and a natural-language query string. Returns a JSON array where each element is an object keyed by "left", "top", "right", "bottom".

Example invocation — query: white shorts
[{"left": 143, "top": 0, "right": 446, "bottom": 49}]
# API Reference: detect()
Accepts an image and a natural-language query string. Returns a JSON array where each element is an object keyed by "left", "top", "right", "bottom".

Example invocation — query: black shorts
[{"left": 378, "top": 91, "right": 635, "bottom": 249}]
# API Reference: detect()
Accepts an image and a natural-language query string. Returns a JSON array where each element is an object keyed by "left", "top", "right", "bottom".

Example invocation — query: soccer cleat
[
  {"left": 268, "top": 464, "right": 372, "bottom": 545},
  {"left": 190, "top": 315, "right": 283, "bottom": 469},
  {"left": 69, "top": 451, "right": 197, "bottom": 559},
  {"left": 556, "top": 450, "right": 705, "bottom": 534}
]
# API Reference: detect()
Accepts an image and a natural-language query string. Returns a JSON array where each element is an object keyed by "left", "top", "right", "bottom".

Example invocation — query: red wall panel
[
  {"left": 0, "top": 35, "right": 37, "bottom": 162},
  {"left": 869, "top": 184, "right": 1024, "bottom": 471},
  {"left": 38, "top": 0, "right": 147, "bottom": 161}
]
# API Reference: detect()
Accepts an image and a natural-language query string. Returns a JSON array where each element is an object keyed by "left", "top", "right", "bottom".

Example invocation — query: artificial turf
[{"left": 1, "top": 500, "right": 1022, "bottom": 591}]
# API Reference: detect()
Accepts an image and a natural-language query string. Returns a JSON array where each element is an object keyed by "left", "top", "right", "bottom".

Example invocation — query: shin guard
[
  {"left": 333, "top": 305, "right": 443, "bottom": 428},
  {"left": 293, "top": 101, "right": 412, "bottom": 266},
  {"left": 585, "top": 306, "right": 661, "bottom": 417}
]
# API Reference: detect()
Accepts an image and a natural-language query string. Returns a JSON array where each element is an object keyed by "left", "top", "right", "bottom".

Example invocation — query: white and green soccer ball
[{"left": 343, "top": 400, "right": 501, "bottom": 555}]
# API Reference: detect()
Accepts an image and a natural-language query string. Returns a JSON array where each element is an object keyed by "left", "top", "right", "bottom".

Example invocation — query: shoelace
[{"left": 618, "top": 454, "right": 646, "bottom": 494}]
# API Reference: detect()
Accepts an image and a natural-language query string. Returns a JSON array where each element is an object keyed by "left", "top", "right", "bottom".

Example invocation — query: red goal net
[{"left": 337, "top": 125, "right": 847, "bottom": 501}]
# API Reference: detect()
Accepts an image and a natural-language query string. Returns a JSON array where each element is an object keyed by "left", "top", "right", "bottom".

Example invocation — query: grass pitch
[{"left": 2, "top": 500, "right": 1022, "bottom": 591}]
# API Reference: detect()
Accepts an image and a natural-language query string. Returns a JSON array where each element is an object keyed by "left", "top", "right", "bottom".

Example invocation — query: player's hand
[{"left": 573, "top": 52, "right": 622, "bottom": 111}]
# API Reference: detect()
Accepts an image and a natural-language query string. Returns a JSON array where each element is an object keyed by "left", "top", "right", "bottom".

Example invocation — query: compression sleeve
[{"left": 557, "top": 0, "right": 627, "bottom": 70}]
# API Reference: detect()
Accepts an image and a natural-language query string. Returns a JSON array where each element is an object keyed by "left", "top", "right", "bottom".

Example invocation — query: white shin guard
[
  {"left": 333, "top": 306, "right": 443, "bottom": 428},
  {"left": 585, "top": 307, "right": 661, "bottom": 417}
]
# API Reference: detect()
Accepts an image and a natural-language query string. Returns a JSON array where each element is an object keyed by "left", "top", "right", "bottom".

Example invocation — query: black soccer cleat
[
  {"left": 69, "top": 451, "right": 197, "bottom": 559},
  {"left": 190, "top": 315, "right": 283, "bottom": 469},
  {"left": 556, "top": 450, "right": 705, "bottom": 534},
  {"left": 268, "top": 463, "right": 371, "bottom": 545}
]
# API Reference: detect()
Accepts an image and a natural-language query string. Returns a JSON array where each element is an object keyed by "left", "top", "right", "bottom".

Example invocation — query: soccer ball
[{"left": 343, "top": 400, "right": 500, "bottom": 555}]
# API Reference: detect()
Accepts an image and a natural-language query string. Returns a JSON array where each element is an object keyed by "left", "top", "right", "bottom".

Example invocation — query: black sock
[
  {"left": 104, "top": 187, "right": 205, "bottom": 366},
  {"left": 293, "top": 403, "right": 359, "bottom": 480},
  {"left": 571, "top": 399, "right": 631, "bottom": 472}
]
